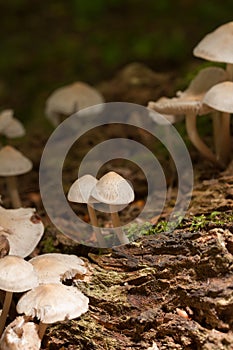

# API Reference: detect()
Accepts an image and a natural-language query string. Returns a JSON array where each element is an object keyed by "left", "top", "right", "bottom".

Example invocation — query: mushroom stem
[
  {"left": 185, "top": 113, "right": 219, "bottom": 165},
  {"left": 109, "top": 205, "right": 129, "bottom": 245},
  {"left": 212, "top": 111, "right": 231, "bottom": 167},
  {"left": 226, "top": 63, "right": 233, "bottom": 80},
  {"left": 87, "top": 204, "right": 105, "bottom": 247},
  {"left": 6, "top": 176, "right": 21, "bottom": 208},
  {"left": 0, "top": 291, "right": 13, "bottom": 336},
  {"left": 38, "top": 321, "right": 48, "bottom": 340}
]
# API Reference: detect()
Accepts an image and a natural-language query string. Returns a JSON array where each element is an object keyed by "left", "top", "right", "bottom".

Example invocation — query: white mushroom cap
[
  {"left": 0, "top": 110, "right": 25, "bottom": 138},
  {"left": 45, "top": 81, "right": 104, "bottom": 126},
  {"left": 193, "top": 22, "right": 233, "bottom": 64},
  {"left": 0, "top": 146, "right": 32, "bottom": 177},
  {"left": 68, "top": 174, "right": 98, "bottom": 204},
  {"left": 0, "top": 206, "right": 44, "bottom": 258},
  {"left": 91, "top": 171, "right": 135, "bottom": 205},
  {"left": 0, "top": 316, "right": 41, "bottom": 350},
  {"left": 0, "top": 255, "right": 38, "bottom": 292},
  {"left": 148, "top": 67, "right": 227, "bottom": 116},
  {"left": 202, "top": 81, "right": 233, "bottom": 113},
  {"left": 17, "top": 284, "right": 89, "bottom": 324},
  {"left": 148, "top": 98, "right": 202, "bottom": 115},
  {"left": 177, "top": 67, "right": 227, "bottom": 99},
  {"left": 29, "top": 253, "right": 87, "bottom": 284},
  {"left": 2, "top": 118, "right": 25, "bottom": 138}
]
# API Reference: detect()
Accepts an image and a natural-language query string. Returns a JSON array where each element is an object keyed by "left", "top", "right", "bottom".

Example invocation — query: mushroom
[
  {"left": 0, "top": 110, "right": 25, "bottom": 139},
  {"left": 29, "top": 253, "right": 87, "bottom": 284},
  {"left": 148, "top": 67, "right": 227, "bottom": 166},
  {"left": 16, "top": 283, "right": 89, "bottom": 340},
  {"left": 0, "top": 255, "right": 38, "bottom": 336},
  {"left": 202, "top": 81, "right": 232, "bottom": 166},
  {"left": 68, "top": 174, "right": 105, "bottom": 247},
  {"left": 0, "top": 316, "right": 41, "bottom": 350},
  {"left": 91, "top": 171, "right": 135, "bottom": 245},
  {"left": 0, "top": 146, "right": 33, "bottom": 208},
  {"left": 0, "top": 206, "right": 44, "bottom": 258},
  {"left": 45, "top": 81, "right": 104, "bottom": 126},
  {"left": 193, "top": 21, "right": 233, "bottom": 80}
]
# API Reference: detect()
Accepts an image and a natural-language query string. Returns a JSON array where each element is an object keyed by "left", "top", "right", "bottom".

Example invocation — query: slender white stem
[
  {"left": 185, "top": 113, "right": 219, "bottom": 165},
  {"left": 109, "top": 205, "right": 129, "bottom": 245},
  {"left": 87, "top": 204, "right": 105, "bottom": 247},
  {"left": 6, "top": 176, "right": 21, "bottom": 208},
  {"left": 0, "top": 291, "right": 13, "bottom": 336},
  {"left": 214, "top": 112, "right": 231, "bottom": 167}
]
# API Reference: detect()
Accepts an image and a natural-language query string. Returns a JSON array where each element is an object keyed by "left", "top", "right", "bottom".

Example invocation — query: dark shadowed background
[{"left": 1, "top": 0, "right": 233, "bottom": 125}]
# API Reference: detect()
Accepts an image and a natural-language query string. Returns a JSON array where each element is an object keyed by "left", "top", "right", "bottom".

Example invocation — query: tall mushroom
[
  {"left": 202, "top": 81, "right": 233, "bottom": 166},
  {"left": 0, "top": 255, "right": 38, "bottom": 336},
  {"left": 45, "top": 81, "right": 104, "bottom": 126},
  {"left": 0, "top": 146, "right": 32, "bottom": 208},
  {"left": 91, "top": 171, "right": 135, "bottom": 245},
  {"left": 193, "top": 21, "right": 233, "bottom": 80},
  {"left": 148, "top": 66, "right": 227, "bottom": 166},
  {"left": 68, "top": 174, "right": 105, "bottom": 247},
  {"left": 0, "top": 206, "right": 44, "bottom": 258},
  {"left": 16, "top": 283, "right": 89, "bottom": 340}
]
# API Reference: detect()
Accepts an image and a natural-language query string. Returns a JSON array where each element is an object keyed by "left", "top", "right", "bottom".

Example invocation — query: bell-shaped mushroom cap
[
  {"left": 29, "top": 253, "right": 87, "bottom": 284},
  {"left": 45, "top": 81, "right": 104, "bottom": 126},
  {"left": 148, "top": 67, "right": 227, "bottom": 116},
  {"left": 193, "top": 22, "right": 233, "bottom": 64},
  {"left": 0, "top": 255, "right": 38, "bottom": 292},
  {"left": 177, "top": 67, "right": 227, "bottom": 99},
  {"left": 0, "top": 110, "right": 25, "bottom": 138},
  {"left": 91, "top": 171, "right": 135, "bottom": 205},
  {"left": 17, "top": 284, "right": 89, "bottom": 324},
  {"left": 0, "top": 146, "right": 32, "bottom": 176},
  {"left": 0, "top": 316, "right": 41, "bottom": 350},
  {"left": 202, "top": 81, "right": 233, "bottom": 113},
  {"left": 0, "top": 206, "right": 44, "bottom": 258},
  {"left": 0, "top": 110, "right": 13, "bottom": 133},
  {"left": 2, "top": 118, "right": 25, "bottom": 138},
  {"left": 68, "top": 174, "right": 98, "bottom": 204}
]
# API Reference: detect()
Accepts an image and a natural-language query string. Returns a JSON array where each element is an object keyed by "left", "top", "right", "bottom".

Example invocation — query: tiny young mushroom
[
  {"left": 91, "top": 171, "right": 135, "bottom": 245},
  {"left": 0, "top": 315, "right": 41, "bottom": 350},
  {"left": 0, "top": 110, "right": 25, "bottom": 139},
  {"left": 45, "top": 81, "right": 104, "bottom": 126},
  {"left": 16, "top": 283, "right": 89, "bottom": 340},
  {"left": 193, "top": 21, "right": 233, "bottom": 80},
  {"left": 202, "top": 81, "right": 233, "bottom": 167},
  {"left": 148, "top": 66, "right": 227, "bottom": 166},
  {"left": 0, "top": 206, "right": 44, "bottom": 258},
  {"left": 0, "top": 255, "right": 38, "bottom": 336},
  {"left": 0, "top": 146, "right": 33, "bottom": 208},
  {"left": 29, "top": 253, "right": 87, "bottom": 284},
  {"left": 68, "top": 174, "right": 105, "bottom": 247}
]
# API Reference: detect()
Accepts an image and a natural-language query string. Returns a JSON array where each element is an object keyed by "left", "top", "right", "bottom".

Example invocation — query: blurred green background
[{"left": 1, "top": 0, "right": 233, "bottom": 124}]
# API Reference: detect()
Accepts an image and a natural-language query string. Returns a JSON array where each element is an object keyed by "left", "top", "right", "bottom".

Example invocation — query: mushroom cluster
[
  {"left": 0, "top": 110, "right": 33, "bottom": 208},
  {"left": 68, "top": 171, "right": 135, "bottom": 246},
  {"left": 0, "top": 248, "right": 89, "bottom": 348},
  {"left": 148, "top": 21, "right": 233, "bottom": 169}
]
